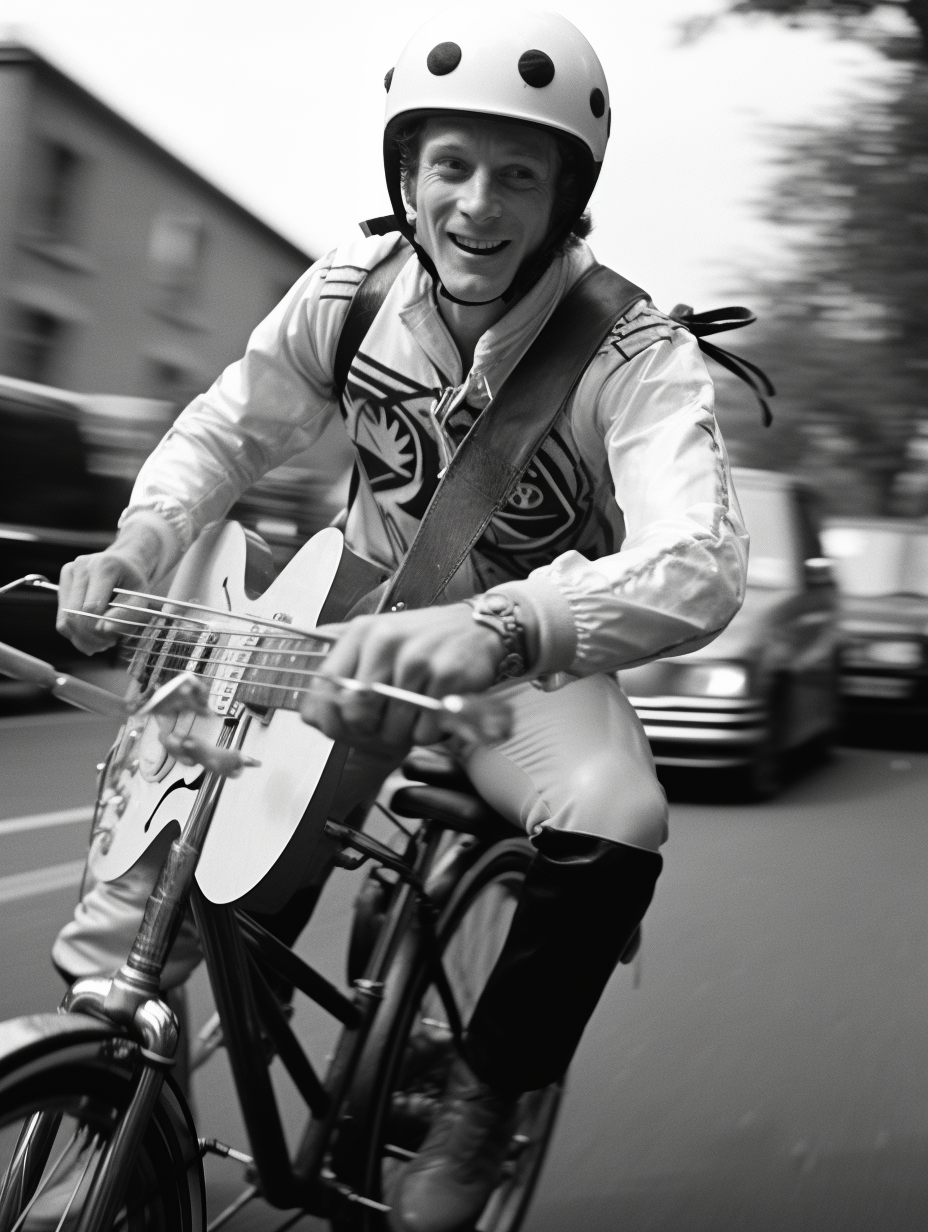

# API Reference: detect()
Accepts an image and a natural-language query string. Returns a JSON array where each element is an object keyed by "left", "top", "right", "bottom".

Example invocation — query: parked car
[
  {"left": 0, "top": 373, "right": 353, "bottom": 666},
  {"left": 820, "top": 517, "right": 928, "bottom": 723},
  {"left": 618, "top": 467, "right": 839, "bottom": 798},
  {"left": 0, "top": 377, "right": 128, "bottom": 663}
]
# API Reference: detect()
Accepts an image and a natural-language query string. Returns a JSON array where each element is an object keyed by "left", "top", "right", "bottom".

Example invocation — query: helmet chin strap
[
  {"left": 411, "top": 234, "right": 559, "bottom": 309},
  {"left": 395, "top": 197, "right": 564, "bottom": 308},
  {"left": 439, "top": 283, "right": 502, "bottom": 308},
  {"left": 409, "top": 238, "right": 503, "bottom": 307}
]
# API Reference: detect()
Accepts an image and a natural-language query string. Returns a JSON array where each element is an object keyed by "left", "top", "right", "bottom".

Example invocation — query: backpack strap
[
  {"left": 376, "top": 264, "right": 648, "bottom": 613},
  {"left": 669, "top": 304, "right": 775, "bottom": 426},
  {"left": 332, "top": 239, "right": 412, "bottom": 399}
]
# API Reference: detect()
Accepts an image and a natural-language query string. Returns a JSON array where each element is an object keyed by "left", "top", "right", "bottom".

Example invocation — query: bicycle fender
[{"left": 0, "top": 1013, "right": 128, "bottom": 1083}]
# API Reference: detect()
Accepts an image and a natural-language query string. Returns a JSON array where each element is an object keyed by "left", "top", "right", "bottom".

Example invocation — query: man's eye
[{"left": 503, "top": 167, "right": 540, "bottom": 187}]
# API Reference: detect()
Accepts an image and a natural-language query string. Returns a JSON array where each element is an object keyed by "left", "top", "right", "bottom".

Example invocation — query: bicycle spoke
[
  {"left": 6, "top": 1124, "right": 89, "bottom": 1232},
  {"left": 108, "top": 1146, "right": 204, "bottom": 1232},
  {"left": 1, "top": 1040, "right": 205, "bottom": 1232},
  {"left": 51, "top": 1135, "right": 99, "bottom": 1232},
  {"left": 204, "top": 1183, "right": 258, "bottom": 1232}
]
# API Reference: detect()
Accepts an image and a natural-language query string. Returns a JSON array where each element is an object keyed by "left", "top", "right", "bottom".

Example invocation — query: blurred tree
[
  {"left": 705, "top": 3, "right": 928, "bottom": 516},
  {"left": 727, "top": 1, "right": 928, "bottom": 58}
]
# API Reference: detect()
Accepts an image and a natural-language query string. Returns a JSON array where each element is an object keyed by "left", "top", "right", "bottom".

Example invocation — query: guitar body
[{"left": 90, "top": 522, "right": 386, "bottom": 909}]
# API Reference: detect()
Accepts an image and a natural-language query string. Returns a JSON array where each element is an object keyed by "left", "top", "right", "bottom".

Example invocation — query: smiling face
[{"left": 405, "top": 114, "right": 560, "bottom": 304}]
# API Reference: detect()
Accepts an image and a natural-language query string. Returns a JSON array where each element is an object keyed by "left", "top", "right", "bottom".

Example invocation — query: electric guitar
[{"left": 86, "top": 520, "right": 389, "bottom": 911}]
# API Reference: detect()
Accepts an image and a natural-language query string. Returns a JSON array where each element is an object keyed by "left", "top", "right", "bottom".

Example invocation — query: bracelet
[{"left": 465, "top": 593, "right": 528, "bottom": 682}]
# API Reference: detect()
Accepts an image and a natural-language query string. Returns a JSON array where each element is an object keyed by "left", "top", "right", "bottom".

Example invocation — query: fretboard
[{"left": 127, "top": 615, "right": 328, "bottom": 715}]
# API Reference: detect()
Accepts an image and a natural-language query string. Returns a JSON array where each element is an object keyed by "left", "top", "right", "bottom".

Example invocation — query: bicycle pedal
[{"left": 320, "top": 1173, "right": 392, "bottom": 1215}]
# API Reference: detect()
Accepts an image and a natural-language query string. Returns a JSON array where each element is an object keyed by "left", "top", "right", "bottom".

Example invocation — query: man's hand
[
  {"left": 300, "top": 604, "right": 507, "bottom": 756},
  {"left": 56, "top": 520, "right": 171, "bottom": 655}
]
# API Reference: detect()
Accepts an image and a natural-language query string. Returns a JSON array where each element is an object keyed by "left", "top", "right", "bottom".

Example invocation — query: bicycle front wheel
[
  {"left": 0, "top": 1016, "right": 205, "bottom": 1232},
  {"left": 334, "top": 837, "right": 563, "bottom": 1232}
]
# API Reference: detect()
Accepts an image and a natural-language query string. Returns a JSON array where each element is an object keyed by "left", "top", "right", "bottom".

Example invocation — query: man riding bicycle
[{"left": 52, "top": 9, "right": 748, "bottom": 1231}]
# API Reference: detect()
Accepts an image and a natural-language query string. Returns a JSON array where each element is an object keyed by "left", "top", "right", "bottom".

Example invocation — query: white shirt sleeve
[
  {"left": 118, "top": 238, "right": 399, "bottom": 557},
  {"left": 493, "top": 327, "right": 749, "bottom": 679}
]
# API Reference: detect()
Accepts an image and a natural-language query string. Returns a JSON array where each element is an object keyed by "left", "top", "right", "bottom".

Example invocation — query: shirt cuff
[
  {"left": 116, "top": 508, "right": 185, "bottom": 577},
  {"left": 488, "top": 576, "right": 578, "bottom": 676},
  {"left": 118, "top": 501, "right": 191, "bottom": 558}
]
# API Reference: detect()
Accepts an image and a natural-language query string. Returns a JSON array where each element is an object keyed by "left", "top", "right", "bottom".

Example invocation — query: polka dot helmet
[{"left": 382, "top": 6, "right": 610, "bottom": 280}]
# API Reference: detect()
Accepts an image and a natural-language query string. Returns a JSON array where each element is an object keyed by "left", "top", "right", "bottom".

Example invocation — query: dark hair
[{"left": 391, "top": 117, "right": 593, "bottom": 255}]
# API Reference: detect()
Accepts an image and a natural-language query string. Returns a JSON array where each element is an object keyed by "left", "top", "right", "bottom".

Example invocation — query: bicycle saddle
[{"left": 392, "top": 747, "right": 521, "bottom": 843}]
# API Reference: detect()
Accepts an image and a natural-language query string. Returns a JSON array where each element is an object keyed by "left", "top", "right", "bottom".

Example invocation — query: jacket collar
[{"left": 397, "top": 241, "right": 597, "bottom": 408}]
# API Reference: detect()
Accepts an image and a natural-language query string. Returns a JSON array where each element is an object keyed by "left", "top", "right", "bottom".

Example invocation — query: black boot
[
  {"left": 465, "top": 829, "right": 663, "bottom": 1093},
  {"left": 389, "top": 832, "right": 663, "bottom": 1231},
  {"left": 387, "top": 1056, "right": 520, "bottom": 1232}
]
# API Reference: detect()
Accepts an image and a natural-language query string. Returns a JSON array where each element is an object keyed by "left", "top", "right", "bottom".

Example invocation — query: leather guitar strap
[{"left": 376, "top": 264, "right": 647, "bottom": 613}]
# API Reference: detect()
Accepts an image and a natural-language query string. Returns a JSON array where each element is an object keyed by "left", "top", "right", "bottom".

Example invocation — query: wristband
[{"left": 464, "top": 592, "right": 527, "bottom": 682}]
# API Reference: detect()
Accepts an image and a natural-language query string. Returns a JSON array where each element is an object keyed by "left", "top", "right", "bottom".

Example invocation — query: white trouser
[{"left": 52, "top": 674, "right": 668, "bottom": 988}]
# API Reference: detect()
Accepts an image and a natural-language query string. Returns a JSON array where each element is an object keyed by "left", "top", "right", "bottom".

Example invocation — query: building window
[
  {"left": 148, "top": 213, "right": 206, "bottom": 319},
  {"left": 32, "top": 140, "right": 83, "bottom": 242},
  {"left": 7, "top": 307, "right": 64, "bottom": 385}
]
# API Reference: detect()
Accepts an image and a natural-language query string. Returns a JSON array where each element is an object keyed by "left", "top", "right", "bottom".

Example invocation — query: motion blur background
[
  {"left": 1, "top": 0, "right": 927, "bottom": 521},
  {"left": 1, "top": 4, "right": 927, "bottom": 1230}
]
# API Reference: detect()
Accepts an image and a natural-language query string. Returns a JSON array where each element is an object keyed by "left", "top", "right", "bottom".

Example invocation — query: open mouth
[{"left": 449, "top": 233, "right": 510, "bottom": 257}]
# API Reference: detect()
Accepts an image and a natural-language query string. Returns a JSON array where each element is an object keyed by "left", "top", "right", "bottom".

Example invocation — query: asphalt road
[{"left": 1, "top": 707, "right": 927, "bottom": 1231}]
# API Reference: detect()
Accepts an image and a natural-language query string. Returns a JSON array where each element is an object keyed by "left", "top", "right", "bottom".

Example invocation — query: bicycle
[{"left": 0, "top": 529, "right": 564, "bottom": 1232}]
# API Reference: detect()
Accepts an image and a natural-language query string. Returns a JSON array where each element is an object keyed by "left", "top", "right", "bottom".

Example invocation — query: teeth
[{"left": 452, "top": 234, "right": 505, "bottom": 252}]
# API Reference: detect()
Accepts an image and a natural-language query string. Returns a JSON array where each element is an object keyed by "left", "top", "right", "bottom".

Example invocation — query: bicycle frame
[{"left": 59, "top": 704, "right": 473, "bottom": 1226}]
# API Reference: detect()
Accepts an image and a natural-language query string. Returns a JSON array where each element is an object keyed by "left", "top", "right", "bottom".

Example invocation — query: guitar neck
[
  {"left": 125, "top": 530, "right": 389, "bottom": 717},
  {"left": 127, "top": 620, "right": 332, "bottom": 715}
]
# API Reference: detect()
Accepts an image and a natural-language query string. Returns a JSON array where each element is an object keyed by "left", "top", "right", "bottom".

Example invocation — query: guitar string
[
  {"left": 115, "top": 631, "right": 331, "bottom": 659},
  {"left": 125, "top": 660, "right": 450, "bottom": 711},
  {"left": 63, "top": 615, "right": 478, "bottom": 716},
  {"left": 51, "top": 606, "right": 487, "bottom": 721},
  {"left": 125, "top": 659, "right": 377, "bottom": 688},
  {"left": 120, "top": 648, "right": 402, "bottom": 694},
  {"left": 90, "top": 587, "right": 341, "bottom": 642},
  {"left": 23, "top": 577, "right": 340, "bottom": 643},
  {"left": 113, "top": 622, "right": 331, "bottom": 650},
  {"left": 62, "top": 609, "right": 332, "bottom": 660},
  {"left": 62, "top": 606, "right": 322, "bottom": 638},
  {"left": 115, "top": 635, "right": 331, "bottom": 665}
]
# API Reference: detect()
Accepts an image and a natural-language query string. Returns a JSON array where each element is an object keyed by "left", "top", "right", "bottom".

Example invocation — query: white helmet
[{"left": 380, "top": 6, "right": 610, "bottom": 296}]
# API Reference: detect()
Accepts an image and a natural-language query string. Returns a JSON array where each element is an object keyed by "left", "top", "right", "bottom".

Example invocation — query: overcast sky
[{"left": 0, "top": 0, "right": 894, "bottom": 308}]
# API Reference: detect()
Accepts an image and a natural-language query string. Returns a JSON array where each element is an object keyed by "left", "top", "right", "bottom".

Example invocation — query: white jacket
[{"left": 124, "top": 233, "right": 748, "bottom": 680}]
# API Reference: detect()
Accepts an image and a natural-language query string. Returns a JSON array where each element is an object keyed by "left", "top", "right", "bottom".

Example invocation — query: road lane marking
[
  {"left": 0, "top": 859, "right": 85, "bottom": 904},
  {"left": 0, "top": 709, "right": 117, "bottom": 731},
  {"left": 0, "top": 806, "right": 94, "bottom": 838}
]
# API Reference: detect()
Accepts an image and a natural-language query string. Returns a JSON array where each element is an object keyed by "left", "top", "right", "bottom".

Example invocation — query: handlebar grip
[
  {"left": 0, "top": 641, "right": 59, "bottom": 688},
  {"left": 0, "top": 640, "right": 128, "bottom": 717}
]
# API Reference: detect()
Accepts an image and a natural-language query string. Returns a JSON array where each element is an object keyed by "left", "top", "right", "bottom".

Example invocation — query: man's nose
[{"left": 459, "top": 168, "right": 501, "bottom": 224}]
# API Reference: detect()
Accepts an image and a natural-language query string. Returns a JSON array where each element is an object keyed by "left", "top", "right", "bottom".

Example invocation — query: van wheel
[{"left": 736, "top": 680, "right": 787, "bottom": 802}]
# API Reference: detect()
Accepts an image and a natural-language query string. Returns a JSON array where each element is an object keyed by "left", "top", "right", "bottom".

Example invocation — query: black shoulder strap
[
  {"left": 669, "top": 303, "right": 775, "bottom": 427},
  {"left": 376, "top": 265, "right": 647, "bottom": 613},
  {"left": 333, "top": 240, "right": 412, "bottom": 399}
]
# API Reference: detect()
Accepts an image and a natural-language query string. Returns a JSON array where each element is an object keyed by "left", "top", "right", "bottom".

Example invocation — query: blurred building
[
  {"left": 0, "top": 43, "right": 356, "bottom": 562},
  {"left": 0, "top": 42, "right": 311, "bottom": 408}
]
